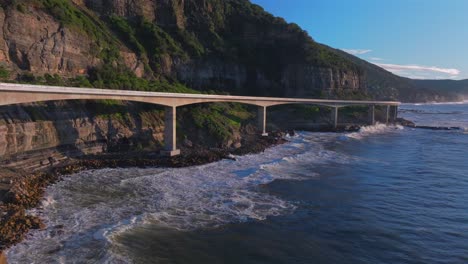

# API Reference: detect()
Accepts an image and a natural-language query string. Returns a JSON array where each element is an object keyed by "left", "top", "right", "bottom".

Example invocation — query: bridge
[{"left": 0, "top": 83, "right": 400, "bottom": 156}]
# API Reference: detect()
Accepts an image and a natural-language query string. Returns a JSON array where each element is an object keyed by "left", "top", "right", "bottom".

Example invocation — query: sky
[{"left": 250, "top": 0, "right": 468, "bottom": 80}]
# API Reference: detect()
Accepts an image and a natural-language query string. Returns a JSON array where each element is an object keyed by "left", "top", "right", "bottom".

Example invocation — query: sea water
[{"left": 7, "top": 103, "right": 468, "bottom": 264}]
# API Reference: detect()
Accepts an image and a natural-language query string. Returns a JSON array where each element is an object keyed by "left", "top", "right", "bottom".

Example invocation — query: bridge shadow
[
  {"left": 267, "top": 104, "right": 389, "bottom": 131},
  {"left": 267, "top": 104, "right": 334, "bottom": 131}
]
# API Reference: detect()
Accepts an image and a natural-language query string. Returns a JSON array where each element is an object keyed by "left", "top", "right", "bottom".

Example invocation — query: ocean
[{"left": 6, "top": 103, "right": 468, "bottom": 264}]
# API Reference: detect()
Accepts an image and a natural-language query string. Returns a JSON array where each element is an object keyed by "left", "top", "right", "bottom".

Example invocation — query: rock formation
[{"left": 0, "top": 0, "right": 365, "bottom": 97}]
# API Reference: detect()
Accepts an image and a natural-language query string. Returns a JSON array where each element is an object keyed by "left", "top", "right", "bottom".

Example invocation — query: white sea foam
[
  {"left": 8, "top": 132, "right": 348, "bottom": 263},
  {"left": 285, "top": 132, "right": 300, "bottom": 138},
  {"left": 40, "top": 194, "right": 56, "bottom": 208},
  {"left": 411, "top": 101, "right": 468, "bottom": 106},
  {"left": 345, "top": 123, "right": 403, "bottom": 140},
  {"left": 7, "top": 102, "right": 467, "bottom": 263},
  {"left": 7, "top": 128, "right": 402, "bottom": 263}
]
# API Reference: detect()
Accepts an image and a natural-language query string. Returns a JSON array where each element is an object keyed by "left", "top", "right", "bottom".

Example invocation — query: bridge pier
[
  {"left": 258, "top": 106, "right": 268, "bottom": 136},
  {"left": 385, "top": 105, "right": 390, "bottom": 124},
  {"left": 331, "top": 106, "right": 339, "bottom": 129},
  {"left": 391, "top": 105, "right": 399, "bottom": 122},
  {"left": 368, "top": 105, "right": 375, "bottom": 125},
  {"left": 161, "top": 106, "right": 181, "bottom": 156}
]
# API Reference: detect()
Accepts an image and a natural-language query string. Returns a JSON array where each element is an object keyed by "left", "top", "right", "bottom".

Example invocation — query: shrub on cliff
[{"left": 0, "top": 66, "right": 9, "bottom": 80}]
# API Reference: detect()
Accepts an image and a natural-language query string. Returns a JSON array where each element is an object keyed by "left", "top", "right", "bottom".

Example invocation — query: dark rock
[
  {"left": 415, "top": 126, "right": 461, "bottom": 130},
  {"left": 183, "top": 138, "right": 193, "bottom": 148},
  {"left": 397, "top": 118, "right": 416, "bottom": 127}
]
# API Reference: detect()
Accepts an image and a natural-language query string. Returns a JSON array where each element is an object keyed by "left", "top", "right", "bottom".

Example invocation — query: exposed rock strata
[
  {"left": 0, "top": 102, "right": 165, "bottom": 158},
  {"left": 0, "top": 7, "right": 100, "bottom": 76},
  {"left": 0, "top": 1, "right": 365, "bottom": 98},
  {"left": 282, "top": 65, "right": 365, "bottom": 97}
]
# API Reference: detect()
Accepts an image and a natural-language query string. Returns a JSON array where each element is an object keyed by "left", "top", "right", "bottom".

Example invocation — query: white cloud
[
  {"left": 375, "top": 63, "right": 460, "bottom": 76},
  {"left": 406, "top": 75, "right": 427, "bottom": 80},
  {"left": 342, "top": 49, "right": 372, "bottom": 55},
  {"left": 340, "top": 47, "right": 464, "bottom": 79}
]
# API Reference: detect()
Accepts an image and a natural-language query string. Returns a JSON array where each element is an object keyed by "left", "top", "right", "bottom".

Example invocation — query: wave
[
  {"left": 7, "top": 132, "right": 343, "bottom": 263},
  {"left": 6, "top": 103, "right": 466, "bottom": 263},
  {"left": 345, "top": 123, "right": 403, "bottom": 140},
  {"left": 399, "top": 109, "right": 463, "bottom": 115},
  {"left": 408, "top": 101, "right": 468, "bottom": 106},
  {"left": 399, "top": 103, "right": 468, "bottom": 130}
]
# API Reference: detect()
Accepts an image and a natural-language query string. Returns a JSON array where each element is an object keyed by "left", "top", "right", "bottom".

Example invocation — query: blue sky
[{"left": 250, "top": 0, "right": 468, "bottom": 80}]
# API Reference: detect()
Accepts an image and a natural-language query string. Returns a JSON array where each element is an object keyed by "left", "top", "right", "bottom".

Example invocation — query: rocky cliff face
[
  {"left": 0, "top": 0, "right": 366, "bottom": 98},
  {"left": 281, "top": 65, "right": 365, "bottom": 97},
  {"left": 163, "top": 0, "right": 364, "bottom": 97},
  {"left": 0, "top": 1, "right": 145, "bottom": 77},
  {"left": 0, "top": 0, "right": 457, "bottom": 104},
  {"left": 0, "top": 0, "right": 369, "bottom": 160},
  {"left": 0, "top": 100, "right": 253, "bottom": 167},
  {"left": 0, "top": 102, "right": 165, "bottom": 158},
  {"left": 0, "top": 6, "right": 107, "bottom": 76}
]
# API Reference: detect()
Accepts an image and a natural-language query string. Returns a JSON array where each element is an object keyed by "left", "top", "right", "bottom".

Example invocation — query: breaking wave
[
  {"left": 5, "top": 102, "right": 468, "bottom": 263},
  {"left": 7, "top": 131, "right": 356, "bottom": 263},
  {"left": 7, "top": 123, "right": 412, "bottom": 263},
  {"left": 345, "top": 123, "right": 404, "bottom": 140},
  {"left": 411, "top": 101, "right": 468, "bottom": 106}
]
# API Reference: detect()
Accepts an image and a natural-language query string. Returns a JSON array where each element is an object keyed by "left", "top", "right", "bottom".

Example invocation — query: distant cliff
[{"left": 334, "top": 49, "right": 468, "bottom": 102}]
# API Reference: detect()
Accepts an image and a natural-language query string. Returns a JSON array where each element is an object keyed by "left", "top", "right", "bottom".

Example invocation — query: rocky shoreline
[
  {"left": 0, "top": 131, "right": 289, "bottom": 256},
  {"left": 0, "top": 121, "right": 415, "bottom": 260}
]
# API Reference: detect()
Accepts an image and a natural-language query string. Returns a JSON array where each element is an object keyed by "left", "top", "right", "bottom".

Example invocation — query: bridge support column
[
  {"left": 331, "top": 106, "right": 339, "bottom": 129},
  {"left": 391, "top": 105, "right": 399, "bottom": 123},
  {"left": 258, "top": 106, "right": 268, "bottom": 136},
  {"left": 368, "top": 105, "right": 375, "bottom": 125},
  {"left": 385, "top": 105, "right": 390, "bottom": 124},
  {"left": 161, "top": 106, "right": 180, "bottom": 156}
]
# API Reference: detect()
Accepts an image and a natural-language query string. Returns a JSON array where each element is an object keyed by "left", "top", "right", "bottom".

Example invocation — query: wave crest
[{"left": 345, "top": 123, "right": 403, "bottom": 140}]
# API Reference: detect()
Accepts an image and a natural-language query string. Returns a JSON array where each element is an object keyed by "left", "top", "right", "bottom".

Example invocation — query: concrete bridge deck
[{"left": 0, "top": 82, "right": 401, "bottom": 156}]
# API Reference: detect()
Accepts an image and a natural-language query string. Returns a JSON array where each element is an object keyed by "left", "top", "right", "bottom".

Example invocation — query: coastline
[
  {"left": 0, "top": 131, "right": 288, "bottom": 256},
  {"left": 0, "top": 121, "right": 414, "bottom": 259}
]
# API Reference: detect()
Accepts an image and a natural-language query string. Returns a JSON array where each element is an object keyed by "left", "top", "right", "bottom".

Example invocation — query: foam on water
[
  {"left": 345, "top": 123, "right": 404, "bottom": 140},
  {"left": 7, "top": 132, "right": 351, "bottom": 263},
  {"left": 7, "top": 124, "right": 414, "bottom": 263},
  {"left": 6, "top": 103, "right": 468, "bottom": 263},
  {"left": 411, "top": 101, "right": 468, "bottom": 106}
]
